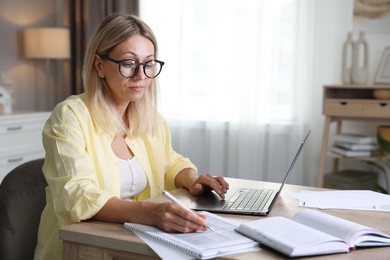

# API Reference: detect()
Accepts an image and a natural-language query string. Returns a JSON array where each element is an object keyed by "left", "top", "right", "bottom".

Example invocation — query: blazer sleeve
[
  {"left": 42, "top": 100, "right": 115, "bottom": 223},
  {"left": 161, "top": 117, "right": 198, "bottom": 191}
]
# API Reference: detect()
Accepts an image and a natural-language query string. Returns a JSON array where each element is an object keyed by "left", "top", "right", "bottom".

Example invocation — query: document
[
  {"left": 331, "top": 146, "right": 372, "bottom": 157},
  {"left": 236, "top": 208, "right": 390, "bottom": 257},
  {"left": 124, "top": 211, "right": 259, "bottom": 259},
  {"left": 333, "top": 133, "right": 376, "bottom": 144},
  {"left": 289, "top": 190, "right": 390, "bottom": 211}
]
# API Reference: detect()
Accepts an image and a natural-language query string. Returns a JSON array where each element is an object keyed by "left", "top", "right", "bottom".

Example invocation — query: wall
[
  {"left": 0, "top": 0, "right": 67, "bottom": 112},
  {"left": 0, "top": 0, "right": 135, "bottom": 112},
  {"left": 314, "top": 0, "right": 390, "bottom": 86}
]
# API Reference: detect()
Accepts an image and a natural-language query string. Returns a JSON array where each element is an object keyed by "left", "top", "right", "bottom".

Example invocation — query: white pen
[{"left": 162, "top": 190, "right": 215, "bottom": 232}]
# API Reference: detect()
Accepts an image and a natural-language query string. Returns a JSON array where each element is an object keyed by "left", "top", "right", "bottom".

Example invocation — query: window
[{"left": 140, "top": 0, "right": 296, "bottom": 123}]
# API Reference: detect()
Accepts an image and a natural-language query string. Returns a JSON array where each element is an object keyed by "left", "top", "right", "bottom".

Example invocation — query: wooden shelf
[
  {"left": 323, "top": 85, "right": 390, "bottom": 119},
  {"left": 317, "top": 84, "right": 390, "bottom": 187}
]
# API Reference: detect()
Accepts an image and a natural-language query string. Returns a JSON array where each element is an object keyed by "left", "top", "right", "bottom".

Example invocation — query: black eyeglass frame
[{"left": 99, "top": 55, "right": 165, "bottom": 79}]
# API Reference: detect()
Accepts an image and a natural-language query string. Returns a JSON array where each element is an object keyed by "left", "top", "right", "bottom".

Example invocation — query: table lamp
[
  {"left": 24, "top": 27, "right": 70, "bottom": 59},
  {"left": 23, "top": 27, "right": 70, "bottom": 109}
]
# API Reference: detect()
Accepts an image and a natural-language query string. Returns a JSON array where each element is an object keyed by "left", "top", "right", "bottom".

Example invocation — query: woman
[{"left": 34, "top": 13, "right": 229, "bottom": 260}]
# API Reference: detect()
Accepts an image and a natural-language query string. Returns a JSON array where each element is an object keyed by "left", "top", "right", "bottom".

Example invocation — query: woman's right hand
[
  {"left": 92, "top": 197, "right": 208, "bottom": 233},
  {"left": 152, "top": 202, "right": 208, "bottom": 233}
]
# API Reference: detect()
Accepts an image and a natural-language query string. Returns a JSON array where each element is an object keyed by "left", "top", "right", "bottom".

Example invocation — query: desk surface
[{"left": 60, "top": 178, "right": 390, "bottom": 260}]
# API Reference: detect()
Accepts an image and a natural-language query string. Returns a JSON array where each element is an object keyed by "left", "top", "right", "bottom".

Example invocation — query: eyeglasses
[{"left": 100, "top": 55, "right": 164, "bottom": 79}]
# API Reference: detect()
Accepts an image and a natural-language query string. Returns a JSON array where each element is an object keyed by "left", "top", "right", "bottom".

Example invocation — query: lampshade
[{"left": 23, "top": 27, "right": 70, "bottom": 59}]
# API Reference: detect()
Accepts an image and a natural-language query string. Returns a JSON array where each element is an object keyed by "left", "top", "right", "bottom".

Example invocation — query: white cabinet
[{"left": 0, "top": 112, "right": 51, "bottom": 183}]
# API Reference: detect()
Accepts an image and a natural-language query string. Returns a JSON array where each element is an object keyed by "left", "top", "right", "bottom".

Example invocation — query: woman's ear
[{"left": 94, "top": 54, "right": 105, "bottom": 78}]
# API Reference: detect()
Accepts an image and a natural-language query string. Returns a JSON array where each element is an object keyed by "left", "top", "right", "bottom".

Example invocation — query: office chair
[{"left": 0, "top": 158, "right": 47, "bottom": 260}]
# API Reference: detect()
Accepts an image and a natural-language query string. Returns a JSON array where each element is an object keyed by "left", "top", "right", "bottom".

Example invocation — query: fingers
[
  {"left": 191, "top": 173, "right": 229, "bottom": 199},
  {"left": 158, "top": 202, "right": 207, "bottom": 233},
  {"left": 213, "top": 175, "right": 230, "bottom": 194}
]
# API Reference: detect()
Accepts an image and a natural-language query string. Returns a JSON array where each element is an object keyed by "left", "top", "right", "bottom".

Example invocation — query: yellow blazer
[{"left": 34, "top": 94, "right": 196, "bottom": 260}]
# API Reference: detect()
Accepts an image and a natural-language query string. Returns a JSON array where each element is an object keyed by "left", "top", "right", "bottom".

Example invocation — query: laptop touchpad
[{"left": 194, "top": 191, "right": 227, "bottom": 209}]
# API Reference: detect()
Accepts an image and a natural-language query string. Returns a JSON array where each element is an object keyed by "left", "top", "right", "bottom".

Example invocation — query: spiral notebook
[{"left": 124, "top": 211, "right": 259, "bottom": 259}]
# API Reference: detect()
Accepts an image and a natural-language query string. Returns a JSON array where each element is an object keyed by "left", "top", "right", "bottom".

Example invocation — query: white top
[{"left": 117, "top": 157, "right": 147, "bottom": 200}]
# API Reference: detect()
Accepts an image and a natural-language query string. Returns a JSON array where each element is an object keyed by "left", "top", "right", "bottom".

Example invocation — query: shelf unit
[
  {"left": 317, "top": 84, "right": 390, "bottom": 187},
  {"left": 0, "top": 111, "right": 50, "bottom": 183}
]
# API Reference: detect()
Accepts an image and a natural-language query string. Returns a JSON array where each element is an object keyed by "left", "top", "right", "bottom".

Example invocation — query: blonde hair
[{"left": 82, "top": 13, "right": 160, "bottom": 136}]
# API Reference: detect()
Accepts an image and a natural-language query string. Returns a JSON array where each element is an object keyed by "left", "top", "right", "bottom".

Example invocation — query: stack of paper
[
  {"left": 331, "top": 133, "right": 377, "bottom": 157},
  {"left": 289, "top": 190, "right": 390, "bottom": 211}
]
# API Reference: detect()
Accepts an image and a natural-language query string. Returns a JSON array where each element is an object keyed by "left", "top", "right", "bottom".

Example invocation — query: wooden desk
[{"left": 60, "top": 178, "right": 390, "bottom": 259}]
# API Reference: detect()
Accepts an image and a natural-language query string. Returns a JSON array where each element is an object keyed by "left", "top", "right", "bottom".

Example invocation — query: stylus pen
[{"left": 162, "top": 190, "right": 215, "bottom": 232}]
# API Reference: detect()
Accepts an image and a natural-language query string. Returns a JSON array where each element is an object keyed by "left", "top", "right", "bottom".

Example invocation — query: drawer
[
  {"left": 0, "top": 112, "right": 49, "bottom": 183},
  {"left": 0, "top": 112, "right": 50, "bottom": 148},
  {"left": 0, "top": 128, "right": 43, "bottom": 147},
  {"left": 0, "top": 119, "right": 44, "bottom": 134},
  {"left": 324, "top": 101, "right": 363, "bottom": 117},
  {"left": 363, "top": 102, "right": 390, "bottom": 118}
]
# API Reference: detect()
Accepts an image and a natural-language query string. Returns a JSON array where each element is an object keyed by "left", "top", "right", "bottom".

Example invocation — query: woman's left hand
[{"left": 188, "top": 173, "right": 229, "bottom": 199}]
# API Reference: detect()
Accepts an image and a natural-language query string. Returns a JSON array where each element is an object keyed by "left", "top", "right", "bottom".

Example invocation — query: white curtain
[{"left": 140, "top": 0, "right": 315, "bottom": 185}]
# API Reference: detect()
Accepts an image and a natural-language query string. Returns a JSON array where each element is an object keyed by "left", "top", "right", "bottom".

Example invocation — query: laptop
[{"left": 189, "top": 130, "right": 310, "bottom": 216}]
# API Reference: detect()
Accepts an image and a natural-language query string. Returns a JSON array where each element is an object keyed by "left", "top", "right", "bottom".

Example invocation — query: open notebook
[{"left": 189, "top": 130, "right": 310, "bottom": 216}]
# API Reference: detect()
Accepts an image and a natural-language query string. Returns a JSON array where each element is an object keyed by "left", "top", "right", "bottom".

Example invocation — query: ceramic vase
[
  {"left": 351, "top": 31, "right": 369, "bottom": 85},
  {"left": 341, "top": 32, "right": 354, "bottom": 84}
]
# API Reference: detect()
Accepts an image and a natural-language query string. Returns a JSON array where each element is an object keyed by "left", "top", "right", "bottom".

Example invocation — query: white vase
[
  {"left": 352, "top": 31, "right": 369, "bottom": 85},
  {"left": 341, "top": 32, "right": 354, "bottom": 84}
]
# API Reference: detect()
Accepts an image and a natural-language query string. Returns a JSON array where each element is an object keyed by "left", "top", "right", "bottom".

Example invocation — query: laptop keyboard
[{"left": 223, "top": 188, "right": 274, "bottom": 211}]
